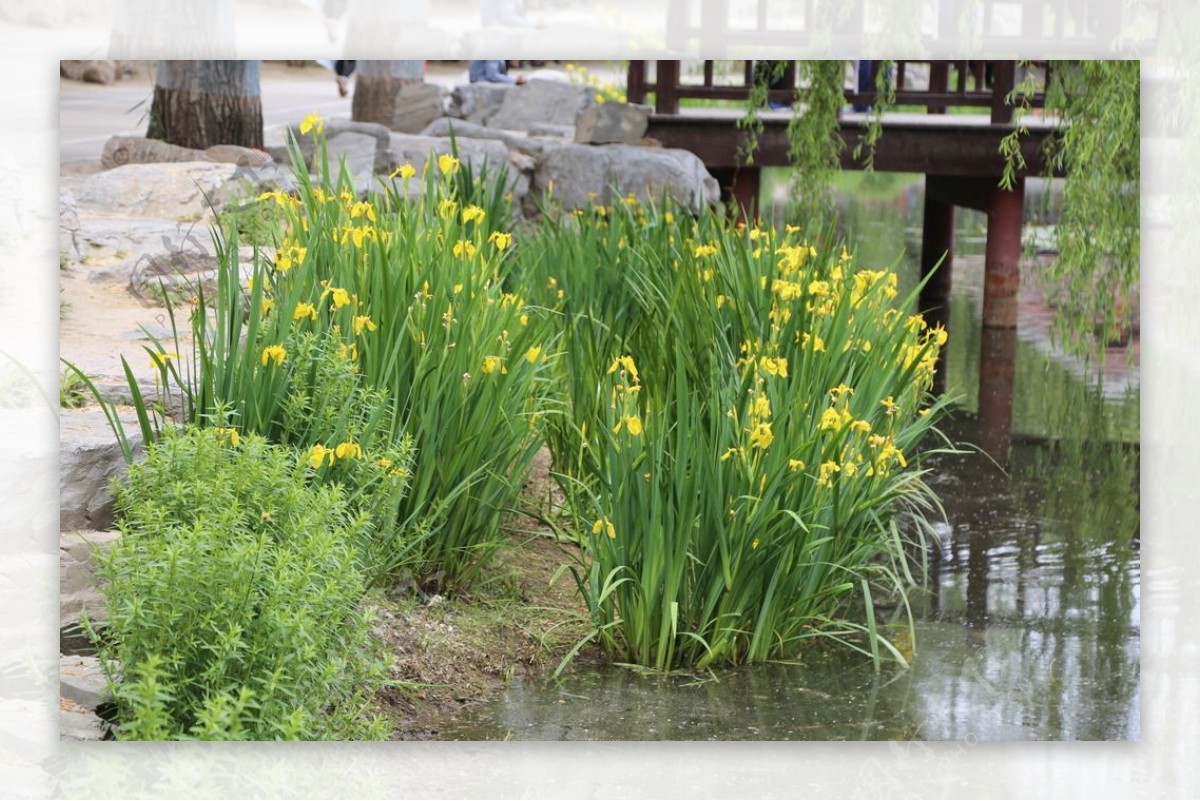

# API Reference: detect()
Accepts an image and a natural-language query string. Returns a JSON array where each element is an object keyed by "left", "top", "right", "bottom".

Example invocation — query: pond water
[{"left": 429, "top": 174, "right": 1141, "bottom": 741}]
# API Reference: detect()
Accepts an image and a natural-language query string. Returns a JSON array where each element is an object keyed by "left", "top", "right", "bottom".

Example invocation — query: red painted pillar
[
  {"left": 982, "top": 177, "right": 1024, "bottom": 328},
  {"left": 711, "top": 166, "right": 760, "bottom": 223}
]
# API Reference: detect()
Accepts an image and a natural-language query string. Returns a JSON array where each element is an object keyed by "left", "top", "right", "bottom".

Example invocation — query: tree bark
[
  {"left": 147, "top": 60, "right": 263, "bottom": 150},
  {"left": 351, "top": 60, "right": 424, "bottom": 127}
]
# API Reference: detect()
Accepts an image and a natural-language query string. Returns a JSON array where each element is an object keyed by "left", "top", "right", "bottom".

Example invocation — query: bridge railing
[{"left": 626, "top": 60, "right": 1052, "bottom": 124}]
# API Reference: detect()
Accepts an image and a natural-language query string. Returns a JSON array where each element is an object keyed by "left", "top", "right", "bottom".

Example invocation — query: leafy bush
[{"left": 90, "top": 427, "right": 391, "bottom": 740}]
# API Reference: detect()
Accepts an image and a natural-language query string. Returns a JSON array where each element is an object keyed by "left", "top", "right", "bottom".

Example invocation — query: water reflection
[{"left": 429, "top": 177, "right": 1139, "bottom": 742}]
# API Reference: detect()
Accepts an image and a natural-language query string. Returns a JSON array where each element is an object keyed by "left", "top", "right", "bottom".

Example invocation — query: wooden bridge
[{"left": 625, "top": 60, "right": 1068, "bottom": 329}]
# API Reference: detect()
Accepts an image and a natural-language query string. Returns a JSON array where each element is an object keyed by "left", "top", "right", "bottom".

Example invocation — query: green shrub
[
  {"left": 91, "top": 427, "right": 391, "bottom": 740},
  {"left": 217, "top": 196, "right": 279, "bottom": 248},
  {"left": 60, "top": 364, "right": 90, "bottom": 408}
]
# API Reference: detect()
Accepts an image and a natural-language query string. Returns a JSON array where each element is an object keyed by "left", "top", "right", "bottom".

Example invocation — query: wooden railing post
[
  {"left": 627, "top": 61, "right": 647, "bottom": 105},
  {"left": 990, "top": 61, "right": 1017, "bottom": 124},
  {"left": 655, "top": 61, "right": 680, "bottom": 114},
  {"left": 928, "top": 61, "right": 949, "bottom": 114}
]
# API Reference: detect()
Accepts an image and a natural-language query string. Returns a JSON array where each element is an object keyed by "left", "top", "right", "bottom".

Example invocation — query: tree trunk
[
  {"left": 351, "top": 60, "right": 424, "bottom": 127},
  {"left": 147, "top": 60, "right": 263, "bottom": 150}
]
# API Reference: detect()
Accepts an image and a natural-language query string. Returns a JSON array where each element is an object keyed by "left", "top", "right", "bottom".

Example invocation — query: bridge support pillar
[
  {"left": 982, "top": 177, "right": 1024, "bottom": 328},
  {"left": 978, "top": 325, "right": 1017, "bottom": 466},
  {"left": 710, "top": 166, "right": 760, "bottom": 223},
  {"left": 920, "top": 177, "right": 955, "bottom": 310}
]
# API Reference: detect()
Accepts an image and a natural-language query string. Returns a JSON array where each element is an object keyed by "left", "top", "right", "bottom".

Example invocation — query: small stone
[{"left": 59, "top": 655, "right": 111, "bottom": 711}]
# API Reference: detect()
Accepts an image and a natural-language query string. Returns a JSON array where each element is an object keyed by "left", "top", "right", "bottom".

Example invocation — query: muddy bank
[{"left": 369, "top": 449, "right": 598, "bottom": 740}]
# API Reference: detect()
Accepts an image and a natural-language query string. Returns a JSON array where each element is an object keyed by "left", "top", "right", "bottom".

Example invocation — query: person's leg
[
  {"left": 853, "top": 60, "right": 873, "bottom": 112},
  {"left": 334, "top": 60, "right": 356, "bottom": 96}
]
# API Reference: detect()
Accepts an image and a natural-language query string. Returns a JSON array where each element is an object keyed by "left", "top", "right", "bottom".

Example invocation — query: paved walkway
[
  {"left": 59, "top": 60, "right": 615, "bottom": 165},
  {"left": 60, "top": 61, "right": 459, "bottom": 164}
]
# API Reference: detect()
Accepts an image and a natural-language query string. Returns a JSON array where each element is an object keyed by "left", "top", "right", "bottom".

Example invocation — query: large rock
[
  {"left": 267, "top": 119, "right": 394, "bottom": 174},
  {"left": 62, "top": 162, "right": 240, "bottom": 220},
  {"left": 60, "top": 529, "right": 120, "bottom": 626},
  {"left": 327, "top": 131, "right": 380, "bottom": 195},
  {"left": 74, "top": 217, "right": 214, "bottom": 284},
  {"left": 420, "top": 117, "right": 556, "bottom": 160},
  {"left": 392, "top": 82, "right": 446, "bottom": 134},
  {"left": 531, "top": 143, "right": 720, "bottom": 215},
  {"left": 61, "top": 60, "right": 118, "bottom": 84},
  {"left": 102, "top": 137, "right": 273, "bottom": 171},
  {"left": 446, "top": 83, "right": 512, "bottom": 126},
  {"left": 574, "top": 102, "right": 651, "bottom": 145},
  {"left": 101, "top": 136, "right": 203, "bottom": 170},
  {"left": 127, "top": 246, "right": 222, "bottom": 308},
  {"left": 203, "top": 144, "right": 273, "bottom": 168},
  {"left": 383, "top": 133, "right": 512, "bottom": 184},
  {"left": 486, "top": 79, "right": 597, "bottom": 132},
  {"left": 528, "top": 123, "right": 576, "bottom": 139},
  {"left": 60, "top": 701, "right": 110, "bottom": 742},
  {"left": 211, "top": 163, "right": 301, "bottom": 213},
  {"left": 59, "top": 655, "right": 114, "bottom": 742},
  {"left": 60, "top": 408, "right": 143, "bottom": 532},
  {"left": 60, "top": 656, "right": 111, "bottom": 710},
  {"left": 382, "top": 133, "right": 528, "bottom": 219}
]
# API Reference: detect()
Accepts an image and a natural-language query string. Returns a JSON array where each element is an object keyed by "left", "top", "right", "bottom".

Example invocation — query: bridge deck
[{"left": 646, "top": 109, "right": 1065, "bottom": 177}]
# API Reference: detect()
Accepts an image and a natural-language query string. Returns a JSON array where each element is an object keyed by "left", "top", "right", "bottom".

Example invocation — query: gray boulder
[
  {"left": 61, "top": 59, "right": 117, "bottom": 84},
  {"left": 101, "top": 136, "right": 203, "bottom": 170},
  {"left": 382, "top": 133, "right": 528, "bottom": 219},
  {"left": 486, "top": 79, "right": 597, "bottom": 131},
  {"left": 203, "top": 144, "right": 273, "bottom": 168},
  {"left": 392, "top": 82, "right": 446, "bottom": 134},
  {"left": 101, "top": 137, "right": 273, "bottom": 171},
  {"left": 127, "top": 246, "right": 221, "bottom": 308},
  {"left": 446, "top": 83, "right": 512, "bottom": 126},
  {"left": 60, "top": 530, "right": 122, "bottom": 625},
  {"left": 420, "top": 117, "right": 556, "bottom": 160},
  {"left": 327, "top": 131, "right": 382, "bottom": 196},
  {"left": 266, "top": 119, "right": 393, "bottom": 175},
  {"left": 527, "top": 123, "right": 576, "bottom": 139},
  {"left": 60, "top": 408, "right": 144, "bottom": 532},
  {"left": 75, "top": 217, "right": 214, "bottom": 284},
  {"left": 575, "top": 102, "right": 651, "bottom": 145},
  {"left": 531, "top": 143, "right": 720, "bottom": 215},
  {"left": 383, "top": 133, "right": 512, "bottom": 184},
  {"left": 62, "top": 162, "right": 239, "bottom": 220},
  {"left": 60, "top": 656, "right": 112, "bottom": 710}
]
